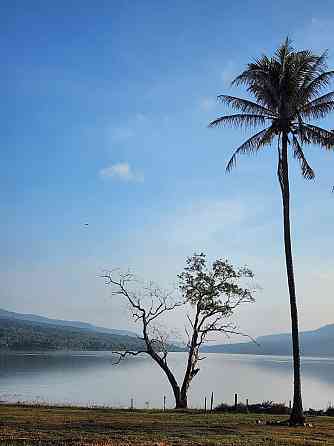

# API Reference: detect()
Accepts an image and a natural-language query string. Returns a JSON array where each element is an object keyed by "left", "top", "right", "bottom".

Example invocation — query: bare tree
[{"left": 102, "top": 253, "right": 256, "bottom": 409}]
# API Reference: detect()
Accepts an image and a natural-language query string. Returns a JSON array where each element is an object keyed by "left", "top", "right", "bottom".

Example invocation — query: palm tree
[{"left": 209, "top": 38, "right": 334, "bottom": 425}]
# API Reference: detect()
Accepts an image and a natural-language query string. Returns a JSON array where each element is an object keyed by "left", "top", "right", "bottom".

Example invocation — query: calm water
[{"left": 0, "top": 352, "right": 333, "bottom": 410}]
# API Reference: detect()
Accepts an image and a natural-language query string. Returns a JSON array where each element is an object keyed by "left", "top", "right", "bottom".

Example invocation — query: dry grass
[{"left": 0, "top": 404, "right": 333, "bottom": 445}]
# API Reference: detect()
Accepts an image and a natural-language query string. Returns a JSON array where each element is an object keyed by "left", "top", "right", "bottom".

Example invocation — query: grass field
[{"left": 0, "top": 404, "right": 334, "bottom": 445}]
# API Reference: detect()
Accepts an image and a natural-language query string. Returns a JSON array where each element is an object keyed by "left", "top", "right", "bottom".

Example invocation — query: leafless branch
[
  {"left": 102, "top": 254, "right": 256, "bottom": 409},
  {"left": 111, "top": 350, "right": 147, "bottom": 365}
]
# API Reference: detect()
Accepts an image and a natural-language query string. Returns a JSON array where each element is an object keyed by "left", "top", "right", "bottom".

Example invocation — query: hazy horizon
[{"left": 1, "top": 297, "right": 333, "bottom": 345}]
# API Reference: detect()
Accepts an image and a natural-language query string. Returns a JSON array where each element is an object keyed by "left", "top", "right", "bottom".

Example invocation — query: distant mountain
[
  {"left": 201, "top": 324, "right": 334, "bottom": 357},
  {"left": 0, "top": 308, "right": 136, "bottom": 337},
  {"left": 0, "top": 318, "right": 145, "bottom": 351},
  {"left": 0, "top": 308, "right": 181, "bottom": 352}
]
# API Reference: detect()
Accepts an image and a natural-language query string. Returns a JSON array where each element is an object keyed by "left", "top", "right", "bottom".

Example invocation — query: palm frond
[
  {"left": 231, "top": 56, "right": 272, "bottom": 87},
  {"left": 226, "top": 126, "right": 275, "bottom": 172},
  {"left": 290, "top": 51, "right": 327, "bottom": 90},
  {"left": 232, "top": 58, "right": 280, "bottom": 110},
  {"left": 303, "top": 90, "right": 334, "bottom": 106},
  {"left": 289, "top": 51, "right": 317, "bottom": 88},
  {"left": 210, "top": 39, "right": 334, "bottom": 180},
  {"left": 301, "top": 100, "right": 334, "bottom": 120},
  {"left": 291, "top": 135, "right": 315, "bottom": 180},
  {"left": 209, "top": 113, "right": 268, "bottom": 129},
  {"left": 275, "top": 37, "right": 294, "bottom": 64},
  {"left": 300, "top": 71, "right": 334, "bottom": 102},
  {"left": 300, "top": 91, "right": 334, "bottom": 119},
  {"left": 217, "top": 95, "right": 276, "bottom": 116},
  {"left": 301, "top": 51, "right": 329, "bottom": 88},
  {"left": 299, "top": 124, "right": 334, "bottom": 149},
  {"left": 223, "top": 51, "right": 288, "bottom": 112},
  {"left": 248, "top": 84, "right": 279, "bottom": 111}
]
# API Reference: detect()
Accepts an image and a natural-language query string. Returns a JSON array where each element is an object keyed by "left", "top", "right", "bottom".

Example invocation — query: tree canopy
[{"left": 209, "top": 38, "right": 334, "bottom": 177}]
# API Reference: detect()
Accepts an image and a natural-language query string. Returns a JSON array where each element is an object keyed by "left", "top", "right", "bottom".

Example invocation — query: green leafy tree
[
  {"left": 177, "top": 253, "right": 255, "bottom": 408},
  {"left": 103, "top": 253, "right": 255, "bottom": 409},
  {"left": 209, "top": 38, "right": 334, "bottom": 425}
]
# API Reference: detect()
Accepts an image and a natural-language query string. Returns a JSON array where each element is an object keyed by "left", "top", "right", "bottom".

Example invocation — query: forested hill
[
  {"left": 0, "top": 308, "right": 136, "bottom": 337},
  {"left": 201, "top": 324, "right": 334, "bottom": 357},
  {"left": 0, "top": 318, "right": 147, "bottom": 351},
  {"left": 0, "top": 312, "right": 181, "bottom": 352}
]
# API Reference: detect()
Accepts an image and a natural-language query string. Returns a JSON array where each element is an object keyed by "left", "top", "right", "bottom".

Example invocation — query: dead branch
[
  {"left": 102, "top": 253, "right": 256, "bottom": 409},
  {"left": 111, "top": 350, "right": 147, "bottom": 365}
]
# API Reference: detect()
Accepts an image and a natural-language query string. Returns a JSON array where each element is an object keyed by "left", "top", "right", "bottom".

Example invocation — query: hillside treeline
[{"left": 0, "top": 318, "right": 146, "bottom": 351}]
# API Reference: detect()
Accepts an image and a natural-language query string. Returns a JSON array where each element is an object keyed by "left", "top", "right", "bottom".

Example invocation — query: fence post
[
  {"left": 246, "top": 398, "right": 249, "bottom": 413},
  {"left": 210, "top": 392, "right": 214, "bottom": 412},
  {"left": 234, "top": 393, "right": 238, "bottom": 410},
  {"left": 163, "top": 395, "right": 166, "bottom": 411},
  {"left": 130, "top": 398, "right": 134, "bottom": 410},
  {"left": 204, "top": 396, "right": 207, "bottom": 413}
]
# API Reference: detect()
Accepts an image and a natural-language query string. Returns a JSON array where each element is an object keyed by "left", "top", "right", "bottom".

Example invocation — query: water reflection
[
  {"left": 0, "top": 352, "right": 333, "bottom": 409},
  {"left": 250, "top": 355, "right": 334, "bottom": 387}
]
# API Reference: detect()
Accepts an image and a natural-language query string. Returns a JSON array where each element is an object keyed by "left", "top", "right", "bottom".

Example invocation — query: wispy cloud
[{"left": 99, "top": 162, "right": 144, "bottom": 182}]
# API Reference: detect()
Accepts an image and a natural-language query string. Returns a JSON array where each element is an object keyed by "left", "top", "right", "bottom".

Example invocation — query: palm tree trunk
[{"left": 278, "top": 133, "right": 305, "bottom": 425}]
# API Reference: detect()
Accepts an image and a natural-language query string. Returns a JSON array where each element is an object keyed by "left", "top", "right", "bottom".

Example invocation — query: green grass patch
[{"left": 0, "top": 404, "right": 333, "bottom": 445}]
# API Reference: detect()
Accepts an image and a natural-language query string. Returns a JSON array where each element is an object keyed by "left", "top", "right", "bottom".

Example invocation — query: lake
[{"left": 0, "top": 352, "right": 333, "bottom": 410}]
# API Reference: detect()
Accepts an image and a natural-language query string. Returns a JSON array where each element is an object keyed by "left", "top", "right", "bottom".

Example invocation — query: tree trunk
[
  {"left": 179, "top": 305, "right": 201, "bottom": 410},
  {"left": 168, "top": 381, "right": 188, "bottom": 409},
  {"left": 278, "top": 133, "right": 305, "bottom": 425},
  {"left": 171, "top": 383, "right": 188, "bottom": 409},
  {"left": 148, "top": 349, "right": 188, "bottom": 409},
  {"left": 165, "top": 378, "right": 188, "bottom": 409},
  {"left": 175, "top": 391, "right": 188, "bottom": 409}
]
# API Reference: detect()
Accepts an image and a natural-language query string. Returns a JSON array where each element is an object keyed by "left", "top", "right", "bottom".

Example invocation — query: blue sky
[{"left": 2, "top": 0, "right": 334, "bottom": 338}]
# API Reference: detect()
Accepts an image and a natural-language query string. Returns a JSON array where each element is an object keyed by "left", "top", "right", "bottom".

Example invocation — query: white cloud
[{"left": 99, "top": 162, "right": 144, "bottom": 182}]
